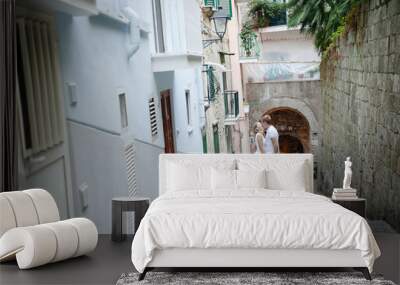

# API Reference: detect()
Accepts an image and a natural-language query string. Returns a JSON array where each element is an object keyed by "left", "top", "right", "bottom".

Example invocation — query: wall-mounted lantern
[
  {"left": 203, "top": 15, "right": 229, "bottom": 48},
  {"left": 212, "top": 16, "right": 228, "bottom": 40}
]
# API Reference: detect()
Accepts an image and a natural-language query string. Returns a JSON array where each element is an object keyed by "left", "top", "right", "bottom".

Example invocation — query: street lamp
[
  {"left": 211, "top": 16, "right": 229, "bottom": 40},
  {"left": 202, "top": 15, "right": 229, "bottom": 48}
]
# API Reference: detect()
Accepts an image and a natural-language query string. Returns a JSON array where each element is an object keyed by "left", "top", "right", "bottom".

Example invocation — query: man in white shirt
[{"left": 261, "top": 114, "right": 280, "bottom": 154}]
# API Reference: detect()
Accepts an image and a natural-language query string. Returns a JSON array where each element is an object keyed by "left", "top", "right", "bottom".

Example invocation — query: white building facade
[{"left": 15, "top": 0, "right": 205, "bottom": 233}]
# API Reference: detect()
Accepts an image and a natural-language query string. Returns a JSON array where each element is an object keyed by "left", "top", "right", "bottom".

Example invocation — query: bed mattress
[{"left": 131, "top": 190, "right": 380, "bottom": 273}]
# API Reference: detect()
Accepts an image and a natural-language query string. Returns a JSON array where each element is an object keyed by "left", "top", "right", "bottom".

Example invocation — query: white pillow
[
  {"left": 237, "top": 158, "right": 309, "bottom": 192},
  {"left": 167, "top": 160, "right": 236, "bottom": 191},
  {"left": 236, "top": 169, "right": 267, "bottom": 189},
  {"left": 211, "top": 168, "right": 236, "bottom": 190},
  {"left": 168, "top": 163, "right": 210, "bottom": 191},
  {"left": 266, "top": 161, "right": 307, "bottom": 191}
]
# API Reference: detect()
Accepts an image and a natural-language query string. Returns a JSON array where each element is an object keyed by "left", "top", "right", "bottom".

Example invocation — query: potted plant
[
  {"left": 240, "top": 21, "right": 258, "bottom": 57},
  {"left": 248, "top": 0, "right": 285, "bottom": 28}
]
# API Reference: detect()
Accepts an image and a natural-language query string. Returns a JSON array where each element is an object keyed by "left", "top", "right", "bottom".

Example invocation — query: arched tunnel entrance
[{"left": 264, "top": 108, "right": 311, "bottom": 153}]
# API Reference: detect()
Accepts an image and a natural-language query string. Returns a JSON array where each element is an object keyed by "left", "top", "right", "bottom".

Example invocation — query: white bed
[{"left": 131, "top": 154, "right": 380, "bottom": 280}]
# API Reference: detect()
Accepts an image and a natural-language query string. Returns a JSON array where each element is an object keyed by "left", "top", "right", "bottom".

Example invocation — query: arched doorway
[
  {"left": 279, "top": 135, "right": 304, "bottom": 153},
  {"left": 264, "top": 108, "right": 311, "bottom": 153}
]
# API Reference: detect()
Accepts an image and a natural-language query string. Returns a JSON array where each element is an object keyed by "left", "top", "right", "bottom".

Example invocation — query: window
[
  {"left": 270, "top": 0, "right": 287, "bottom": 26},
  {"left": 222, "top": 71, "right": 227, "bottom": 91},
  {"left": 152, "top": 0, "right": 165, "bottom": 53},
  {"left": 185, "top": 90, "right": 191, "bottom": 125},
  {"left": 16, "top": 16, "right": 64, "bottom": 157},
  {"left": 213, "top": 124, "right": 220, "bottom": 153},
  {"left": 202, "top": 132, "right": 208, "bottom": 153},
  {"left": 148, "top": 98, "right": 158, "bottom": 136},
  {"left": 203, "top": 0, "right": 220, "bottom": 11},
  {"left": 119, "top": 93, "right": 128, "bottom": 129},
  {"left": 213, "top": 0, "right": 232, "bottom": 18}
]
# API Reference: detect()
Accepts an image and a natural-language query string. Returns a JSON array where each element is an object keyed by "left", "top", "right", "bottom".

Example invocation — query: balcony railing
[
  {"left": 239, "top": 35, "right": 262, "bottom": 62},
  {"left": 224, "top": 90, "right": 239, "bottom": 119}
]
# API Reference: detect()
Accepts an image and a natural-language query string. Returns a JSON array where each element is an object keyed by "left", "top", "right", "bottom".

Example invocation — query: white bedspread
[{"left": 131, "top": 190, "right": 380, "bottom": 272}]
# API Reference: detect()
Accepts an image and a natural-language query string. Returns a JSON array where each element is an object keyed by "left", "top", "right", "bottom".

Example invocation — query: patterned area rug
[{"left": 116, "top": 272, "right": 396, "bottom": 285}]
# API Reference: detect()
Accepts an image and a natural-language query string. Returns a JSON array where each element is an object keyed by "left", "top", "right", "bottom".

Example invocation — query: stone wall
[
  {"left": 246, "top": 80, "right": 322, "bottom": 155},
  {"left": 319, "top": 0, "right": 400, "bottom": 231}
]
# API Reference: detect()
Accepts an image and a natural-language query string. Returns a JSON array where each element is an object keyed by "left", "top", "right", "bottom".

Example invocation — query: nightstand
[
  {"left": 332, "top": 198, "right": 366, "bottom": 218},
  {"left": 112, "top": 197, "right": 150, "bottom": 242}
]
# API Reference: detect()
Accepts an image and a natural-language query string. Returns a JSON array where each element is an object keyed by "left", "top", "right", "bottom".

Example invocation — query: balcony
[
  {"left": 239, "top": 34, "right": 262, "bottom": 62},
  {"left": 151, "top": 0, "right": 203, "bottom": 72},
  {"left": 224, "top": 90, "right": 239, "bottom": 123}
]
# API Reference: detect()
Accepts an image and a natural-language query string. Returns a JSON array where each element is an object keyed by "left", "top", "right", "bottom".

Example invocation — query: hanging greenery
[
  {"left": 248, "top": 0, "right": 286, "bottom": 28},
  {"left": 286, "top": 0, "right": 364, "bottom": 54},
  {"left": 240, "top": 21, "right": 258, "bottom": 56}
]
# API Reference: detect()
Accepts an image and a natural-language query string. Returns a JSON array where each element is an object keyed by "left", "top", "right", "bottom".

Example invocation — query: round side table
[{"left": 111, "top": 197, "right": 150, "bottom": 242}]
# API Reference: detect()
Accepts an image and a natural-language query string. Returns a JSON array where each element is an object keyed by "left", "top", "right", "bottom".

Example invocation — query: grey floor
[
  {"left": 0, "top": 235, "right": 134, "bottom": 285},
  {"left": 1, "top": 231, "right": 399, "bottom": 285}
]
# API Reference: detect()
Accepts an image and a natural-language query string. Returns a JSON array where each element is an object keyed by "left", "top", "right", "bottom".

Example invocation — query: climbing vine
[
  {"left": 239, "top": 21, "right": 258, "bottom": 56},
  {"left": 286, "top": 0, "right": 366, "bottom": 57}
]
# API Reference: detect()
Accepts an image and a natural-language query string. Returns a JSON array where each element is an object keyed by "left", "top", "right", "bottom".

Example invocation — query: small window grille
[{"left": 148, "top": 98, "right": 158, "bottom": 136}]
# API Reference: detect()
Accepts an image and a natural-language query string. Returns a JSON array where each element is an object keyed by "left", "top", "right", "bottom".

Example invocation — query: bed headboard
[{"left": 159, "top": 154, "right": 314, "bottom": 196}]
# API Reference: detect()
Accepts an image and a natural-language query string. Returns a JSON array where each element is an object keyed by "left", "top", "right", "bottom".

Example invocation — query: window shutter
[
  {"left": 16, "top": 16, "right": 64, "bottom": 158},
  {"left": 234, "top": 91, "right": 239, "bottom": 117},
  {"left": 202, "top": 133, "right": 208, "bottom": 153},
  {"left": 215, "top": 0, "right": 232, "bottom": 18},
  {"left": 203, "top": 0, "right": 220, "bottom": 11},
  {"left": 148, "top": 98, "right": 158, "bottom": 136}
]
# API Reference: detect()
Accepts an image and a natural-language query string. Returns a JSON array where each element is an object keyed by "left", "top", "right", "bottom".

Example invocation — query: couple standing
[{"left": 254, "top": 114, "right": 280, "bottom": 154}]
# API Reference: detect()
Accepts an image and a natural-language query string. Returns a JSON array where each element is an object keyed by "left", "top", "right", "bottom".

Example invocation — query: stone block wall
[{"left": 319, "top": 0, "right": 400, "bottom": 231}]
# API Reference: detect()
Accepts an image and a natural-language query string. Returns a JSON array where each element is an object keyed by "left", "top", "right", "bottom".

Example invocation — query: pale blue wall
[{"left": 55, "top": 1, "right": 204, "bottom": 232}]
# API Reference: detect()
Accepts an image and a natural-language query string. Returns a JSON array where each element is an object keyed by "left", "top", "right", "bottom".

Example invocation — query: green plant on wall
[
  {"left": 286, "top": 0, "right": 364, "bottom": 54},
  {"left": 240, "top": 21, "right": 258, "bottom": 57},
  {"left": 248, "top": 0, "right": 286, "bottom": 28}
]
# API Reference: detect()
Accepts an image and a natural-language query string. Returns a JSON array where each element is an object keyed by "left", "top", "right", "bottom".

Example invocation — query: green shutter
[
  {"left": 202, "top": 133, "right": 208, "bottom": 153},
  {"left": 234, "top": 92, "right": 239, "bottom": 117},
  {"left": 204, "top": 0, "right": 220, "bottom": 11},
  {"left": 224, "top": 91, "right": 228, "bottom": 116},
  {"left": 213, "top": 125, "right": 220, "bottom": 153},
  {"left": 215, "top": 0, "right": 232, "bottom": 19}
]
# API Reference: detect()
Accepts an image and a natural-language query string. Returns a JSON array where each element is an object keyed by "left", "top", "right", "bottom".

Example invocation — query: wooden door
[{"left": 160, "top": 90, "right": 175, "bottom": 153}]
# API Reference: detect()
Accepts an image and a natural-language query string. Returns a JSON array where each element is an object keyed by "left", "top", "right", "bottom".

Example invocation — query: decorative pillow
[
  {"left": 236, "top": 169, "right": 267, "bottom": 189},
  {"left": 167, "top": 163, "right": 210, "bottom": 191},
  {"left": 237, "top": 158, "right": 309, "bottom": 192},
  {"left": 266, "top": 161, "right": 307, "bottom": 191},
  {"left": 167, "top": 159, "right": 236, "bottom": 191},
  {"left": 211, "top": 168, "right": 236, "bottom": 190}
]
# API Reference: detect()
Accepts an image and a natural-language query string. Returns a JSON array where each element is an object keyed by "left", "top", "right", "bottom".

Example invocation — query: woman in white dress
[{"left": 254, "top": 122, "right": 265, "bottom": 154}]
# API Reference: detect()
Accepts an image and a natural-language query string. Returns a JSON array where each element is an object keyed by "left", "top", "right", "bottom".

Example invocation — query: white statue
[{"left": 342, "top": 157, "right": 352, "bottom": 189}]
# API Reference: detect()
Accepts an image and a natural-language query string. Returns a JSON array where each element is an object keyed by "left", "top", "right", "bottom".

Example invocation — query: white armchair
[{"left": 0, "top": 189, "right": 98, "bottom": 269}]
